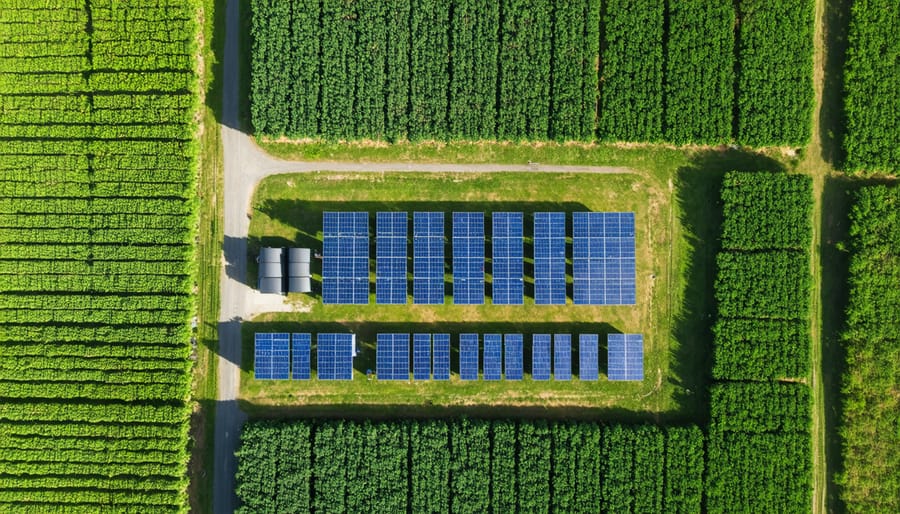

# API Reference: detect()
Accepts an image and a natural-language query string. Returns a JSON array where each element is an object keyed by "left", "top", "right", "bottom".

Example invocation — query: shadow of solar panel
[
  {"left": 452, "top": 212, "right": 484, "bottom": 305},
  {"left": 554, "top": 334, "right": 572, "bottom": 380},
  {"left": 578, "top": 334, "right": 599, "bottom": 381},
  {"left": 292, "top": 333, "right": 311, "bottom": 380},
  {"left": 376, "top": 212, "right": 407, "bottom": 304},
  {"left": 322, "top": 212, "right": 370, "bottom": 304},
  {"left": 534, "top": 212, "right": 567, "bottom": 305},
  {"left": 532, "top": 334, "right": 551, "bottom": 380},
  {"left": 377, "top": 333, "right": 409, "bottom": 380},
  {"left": 572, "top": 212, "right": 636, "bottom": 305},
  {"left": 254, "top": 333, "right": 290, "bottom": 380},
  {"left": 413, "top": 212, "right": 445, "bottom": 304},
  {"left": 432, "top": 333, "right": 451, "bottom": 380},
  {"left": 317, "top": 333, "right": 354, "bottom": 380},
  {"left": 413, "top": 333, "right": 431, "bottom": 380},
  {"left": 459, "top": 333, "right": 479, "bottom": 380},
  {"left": 483, "top": 334, "right": 502, "bottom": 380},
  {"left": 492, "top": 212, "right": 524, "bottom": 305},
  {"left": 504, "top": 334, "right": 523, "bottom": 380},
  {"left": 607, "top": 333, "right": 643, "bottom": 381}
]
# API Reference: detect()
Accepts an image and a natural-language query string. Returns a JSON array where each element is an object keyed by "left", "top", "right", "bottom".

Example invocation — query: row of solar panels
[
  {"left": 254, "top": 332, "right": 643, "bottom": 381},
  {"left": 321, "top": 211, "right": 636, "bottom": 305}
]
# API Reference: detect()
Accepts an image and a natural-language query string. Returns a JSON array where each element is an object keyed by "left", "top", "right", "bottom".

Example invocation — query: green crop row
[{"left": 236, "top": 419, "right": 704, "bottom": 513}]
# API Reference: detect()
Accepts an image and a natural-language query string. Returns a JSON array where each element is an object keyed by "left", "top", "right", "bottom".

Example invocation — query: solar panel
[
  {"left": 578, "top": 334, "right": 599, "bottom": 381},
  {"left": 554, "top": 334, "right": 572, "bottom": 380},
  {"left": 491, "top": 212, "right": 524, "bottom": 305},
  {"left": 533, "top": 212, "right": 567, "bottom": 305},
  {"left": 452, "top": 212, "right": 485, "bottom": 304},
  {"left": 608, "top": 333, "right": 644, "bottom": 381},
  {"left": 432, "top": 333, "right": 451, "bottom": 380},
  {"left": 317, "top": 333, "right": 354, "bottom": 380},
  {"left": 483, "top": 334, "right": 502, "bottom": 380},
  {"left": 532, "top": 334, "right": 551, "bottom": 380},
  {"left": 291, "top": 333, "right": 311, "bottom": 380},
  {"left": 377, "top": 333, "right": 410, "bottom": 380},
  {"left": 322, "top": 212, "right": 370, "bottom": 304},
  {"left": 413, "top": 212, "right": 445, "bottom": 304},
  {"left": 254, "top": 333, "right": 290, "bottom": 380},
  {"left": 573, "top": 212, "right": 636, "bottom": 305},
  {"left": 413, "top": 333, "right": 431, "bottom": 380},
  {"left": 376, "top": 212, "right": 407, "bottom": 304},
  {"left": 504, "top": 334, "right": 523, "bottom": 380},
  {"left": 459, "top": 333, "right": 479, "bottom": 380}
]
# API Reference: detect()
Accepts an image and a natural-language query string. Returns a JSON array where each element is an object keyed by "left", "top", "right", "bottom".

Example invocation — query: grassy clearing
[{"left": 240, "top": 168, "right": 691, "bottom": 418}]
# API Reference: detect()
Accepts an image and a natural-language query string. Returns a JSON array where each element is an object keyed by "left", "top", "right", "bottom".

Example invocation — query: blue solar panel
[
  {"left": 452, "top": 212, "right": 485, "bottom": 304},
  {"left": 504, "top": 334, "right": 523, "bottom": 380},
  {"left": 532, "top": 334, "right": 551, "bottom": 380},
  {"left": 608, "top": 333, "right": 644, "bottom": 381},
  {"left": 432, "top": 333, "right": 451, "bottom": 380},
  {"left": 413, "top": 333, "right": 431, "bottom": 380},
  {"left": 376, "top": 212, "right": 407, "bottom": 304},
  {"left": 377, "top": 333, "right": 409, "bottom": 380},
  {"left": 554, "top": 334, "right": 572, "bottom": 380},
  {"left": 317, "top": 333, "right": 354, "bottom": 380},
  {"left": 413, "top": 212, "right": 445, "bottom": 304},
  {"left": 492, "top": 212, "right": 524, "bottom": 305},
  {"left": 322, "top": 212, "right": 370, "bottom": 304},
  {"left": 254, "top": 333, "right": 290, "bottom": 380},
  {"left": 533, "top": 212, "right": 567, "bottom": 305},
  {"left": 459, "top": 333, "right": 479, "bottom": 380},
  {"left": 292, "top": 333, "right": 311, "bottom": 380},
  {"left": 572, "top": 212, "right": 636, "bottom": 305},
  {"left": 578, "top": 334, "right": 599, "bottom": 381},
  {"left": 483, "top": 334, "right": 502, "bottom": 380}
]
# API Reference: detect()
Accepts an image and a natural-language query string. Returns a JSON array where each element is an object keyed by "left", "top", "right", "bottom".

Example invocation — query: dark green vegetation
[
  {"left": 0, "top": 0, "right": 198, "bottom": 511},
  {"left": 841, "top": 1, "right": 900, "bottom": 173},
  {"left": 735, "top": 0, "right": 815, "bottom": 147},
  {"left": 236, "top": 419, "right": 704, "bottom": 513},
  {"left": 250, "top": 0, "right": 812, "bottom": 146},
  {"left": 837, "top": 186, "right": 900, "bottom": 511},
  {"left": 707, "top": 172, "right": 813, "bottom": 513}
]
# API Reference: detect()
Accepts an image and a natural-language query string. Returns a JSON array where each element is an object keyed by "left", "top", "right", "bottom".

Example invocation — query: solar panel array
[
  {"left": 452, "top": 213, "right": 485, "bottom": 304},
  {"left": 492, "top": 212, "right": 524, "bottom": 304},
  {"left": 459, "top": 333, "right": 480, "bottom": 380},
  {"left": 322, "top": 212, "right": 369, "bottom": 304},
  {"left": 554, "top": 334, "right": 572, "bottom": 380},
  {"left": 376, "top": 333, "right": 410, "bottom": 380},
  {"left": 483, "top": 334, "right": 502, "bottom": 380},
  {"left": 291, "top": 333, "right": 311, "bottom": 380},
  {"left": 413, "top": 212, "right": 445, "bottom": 304},
  {"left": 573, "top": 212, "right": 636, "bottom": 305},
  {"left": 533, "top": 212, "right": 567, "bottom": 305},
  {"left": 608, "top": 333, "right": 644, "bottom": 381},
  {"left": 254, "top": 333, "right": 290, "bottom": 380},
  {"left": 375, "top": 212, "right": 407, "bottom": 304},
  {"left": 432, "top": 333, "right": 451, "bottom": 380},
  {"left": 317, "top": 333, "right": 355, "bottom": 380},
  {"left": 532, "top": 334, "right": 552, "bottom": 380},
  {"left": 504, "top": 334, "right": 524, "bottom": 380},
  {"left": 578, "top": 334, "right": 599, "bottom": 381},
  {"left": 413, "top": 333, "right": 431, "bottom": 380}
]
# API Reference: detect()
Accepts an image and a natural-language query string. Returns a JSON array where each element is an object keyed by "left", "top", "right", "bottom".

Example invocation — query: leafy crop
[
  {"left": 837, "top": 186, "right": 900, "bottom": 511},
  {"left": 0, "top": 1, "right": 198, "bottom": 511},
  {"left": 236, "top": 420, "right": 704, "bottom": 512}
]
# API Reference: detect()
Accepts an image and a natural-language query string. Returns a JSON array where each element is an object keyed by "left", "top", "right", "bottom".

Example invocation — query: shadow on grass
[
  {"left": 671, "top": 148, "right": 785, "bottom": 424},
  {"left": 240, "top": 320, "right": 618, "bottom": 378},
  {"left": 819, "top": 0, "right": 852, "bottom": 167}
]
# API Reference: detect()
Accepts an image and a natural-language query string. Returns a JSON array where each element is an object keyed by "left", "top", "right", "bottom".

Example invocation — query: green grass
[{"left": 236, "top": 150, "right": 785, "bottom": 421}]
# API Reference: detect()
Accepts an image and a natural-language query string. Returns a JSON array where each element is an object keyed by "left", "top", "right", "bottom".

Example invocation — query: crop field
[
  {"left": 0, "top": 0, "right": 199, "bottom": 511},
  {"left": 239, "top": 169, "right": 699, "bottom": 417},
  {"left": 250, "top": 0, "right": 813, "bottom": 146}
]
